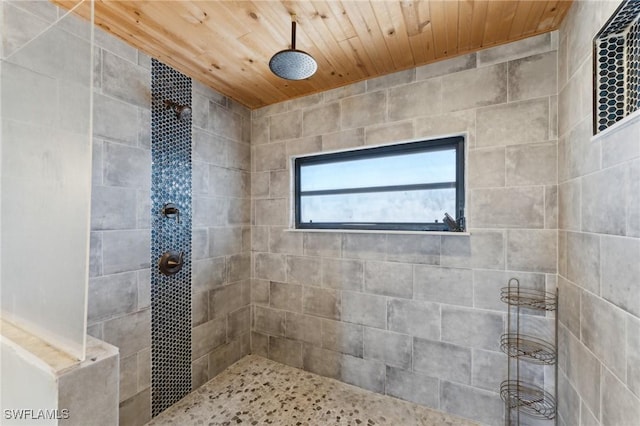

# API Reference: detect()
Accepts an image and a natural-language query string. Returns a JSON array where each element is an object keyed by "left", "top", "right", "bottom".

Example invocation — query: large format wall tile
[
  {"left": 363, "top": 328, "right": 412, "bottom": 369},
  {"left": 303, "top": 103, "right": 340, "bottom": 137},
  {"left": 580, "top": 291, "right": 627, "bottom": 379},
  {"left": 441, "top": 307, "right": 504, "bottom": 351},
  {"left": 467, "top": 147, "right": 505, "bottom": 189},
  {"left": 285, "top": 312, "right": 322, "bottom": 346},
  {"left": 441, "top": 63, "right": 507, "bottom": 112},
  {"left": 476, "top": 98, "right": 549, "bottom": 147},
  {"left": 416, "top": 53, "right": 477, "bottom": 80},
  {"left": 102, "top": 230, "right": 150, "bottom": 274},
  {"left": 414, "top": 266, "right": 473, "bottom": 306},
  {"left": 103, "top": 309, "right": 151, "bottom": 358},
  {"left": 601, "top": 367, "right": 640, "bottom": 426},
  {"left": 387, "top": 298, "right": 440, "bottom": 340},
  {"left": 628, "top": 315, "right": 640, "bottom": 399},
  {"left": 385, "top": 366, "right": 439, "bottom": 408},
  {"left": 364, "top": 261, "right": 413, "bottom": 298},
  {"left": 321, "top": 319, "right": 363, "bottom": 357},
  {"left": 469, "top": 187, "right": 545, "bottom": 228},
  {"left": 441, "top": 231, "right": 505, "bottom": 270},
  {"left": 102, "top": 50, "right": 150, "bottom": 108},
  {"left": 340, "top": 91, "right": 386, "bottom": 129},
  {"left": 248, "top": 32, "right": 564, "bottom": 426},
  {"left": 341, "top": 291, "right": 387, "bottom": 329},
  {"left": 478, "top": 33, "right": 554, "bottom": 67},
  {"left": 582, "top": 165, "right": 628, "bottom": 236},
  {"left": 321, "top": 128, "right": 364, "bottom": 151},
  {"left": 440, "top": 381, "right": 504, "bottom": 426},
  {"left": 506, "top": 229, "right": 557, "bottom": 273},
  {"left": 88, "top": 272, "right": 138, "bottom": 324},
  {"left": 601, "top": 236, "right": 640, "bottom": 317},
  {"left": 506, "top": 142, "right": 557, "bottom": 187},
  {"left": 269, "top": 110, "right": 301, "bottom": 141},
  {"left": 414, "top": 338, "right": 471, "bottom": 384},
  {"left": 388, "top": 79, "right": 442, "bottom": 121},
  {"left": 566, "top": 231, "right": 600, "bottom": 293},
  {"left": 508, "top": 51, "right": 558, "bottom": 102}
]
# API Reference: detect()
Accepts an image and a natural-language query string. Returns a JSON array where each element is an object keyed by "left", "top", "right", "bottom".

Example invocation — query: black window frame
[{"left": 294, "top": 136, "right": 465, "bottom": 232}]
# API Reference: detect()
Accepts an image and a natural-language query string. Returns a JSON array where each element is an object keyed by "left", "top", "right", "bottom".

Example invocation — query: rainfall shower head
[
  {"left": 164, "top": 100, "right": 192, "bottom": 121},
  {"left": 269, "top": 17, "right": 317, "bottom": 81}
]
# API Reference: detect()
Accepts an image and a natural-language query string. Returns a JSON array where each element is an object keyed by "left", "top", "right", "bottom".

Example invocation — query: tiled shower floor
[{"left": 147, "top": 355, "right": 478, "bottom": 426}]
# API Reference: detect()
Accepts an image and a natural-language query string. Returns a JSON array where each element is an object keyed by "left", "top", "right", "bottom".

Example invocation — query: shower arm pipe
[{"left": 291, "top": 20, "right": 296, "bottom": 50}]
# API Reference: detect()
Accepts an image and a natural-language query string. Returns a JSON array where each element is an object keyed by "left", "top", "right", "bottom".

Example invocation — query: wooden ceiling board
[
  {"left": 508, "top": 1, "right": 534, "bottom": 39},
  {"left": 456, "top": 0, "right": 474, "bottom": 52},
  {"left": 428, "top": 1, "right": 448, "bottom": 58},
  {"left": 370, "top": 1, "right": 415, "bottom": 69},
  {"left": 540, "top": 0, "right": 569, "bottom": 31},
  {"left": 52, "top": 0, "right": 573, "bottom": 109},
  {"left": 522, "top": 0, "right": 549, "bottom": 35},
  {"left": 468, "top": 1, "right": 489, "bottom": 52},
  {"left": 291, "top": 1, "right": 367, "bottom": 80},
  {"left": 444, "top": 0, "right": 459, "bottom": 56},
  {"left": 495, "top": 1, "right": 520, "bottom": 42},
  {"left": 482, "top": 0, "right": 506, "bottom": 45},
  {"left": 551, "top": 0, "right": 573, "bottom": 28},
  {"left": 401, "top": 0, "right": 434, "bottom": 63}
]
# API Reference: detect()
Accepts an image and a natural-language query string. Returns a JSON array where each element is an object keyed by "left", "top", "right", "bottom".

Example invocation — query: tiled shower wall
[
  {"left": 189, "top": 79, "right": 252, "bottom": 390},
  {"left": 87, "top": 21, "right": 153, "bottom": 426},
  {"left": 250, "top": 33, "right": 559, "bottom": 426},
  {"left": 557, "top": 1, "right": 640, "bottom": 426},
  {"left": 62, "top": 7, "right": 250, "bottom": 426}
]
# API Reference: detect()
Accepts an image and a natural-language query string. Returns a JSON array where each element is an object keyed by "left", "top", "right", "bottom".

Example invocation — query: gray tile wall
[
  {"left": 87, "top": 20, "right": 153, "bottom": 426},
  {"left": 190, "top": 79, "right": 252, "bottom": 391},
  {"left": 251, "top": 33, "right": 560, "bottom": 426},
  {"left": 557, "top": 1, "right": 640, "bottom": 426},
  {"left": 82, "top": 8, "right": 250, "bottom": 426},
  {"left": 11, "top": 2, "right": 640, "bottom": 426}
]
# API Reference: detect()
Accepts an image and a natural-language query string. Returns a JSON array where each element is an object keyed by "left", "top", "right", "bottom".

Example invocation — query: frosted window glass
[
  {"left": 295, "top": 137, "right": 465, "bottom": 231},
  {"left": 300, "top": 149, "right": 456, "bottom": 191}
]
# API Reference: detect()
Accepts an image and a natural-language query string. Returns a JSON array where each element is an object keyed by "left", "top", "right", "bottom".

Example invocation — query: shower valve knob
[
  {"left": 159, "top": 250, "right": 184, "bottom": 276},
  {"left": 162, "top": 203, "right": 180, "bottom": 223}
]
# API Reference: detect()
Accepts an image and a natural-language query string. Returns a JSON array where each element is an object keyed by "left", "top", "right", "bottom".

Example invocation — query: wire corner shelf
[
  {"left": 500, "top": 333, "right": 557, "bottom": 365},
  {"left": 501, "top": 380, "right": 557, "bottom": 420},
  {"left": 501, "top": 277, "right": 558, "bottom": 425}
]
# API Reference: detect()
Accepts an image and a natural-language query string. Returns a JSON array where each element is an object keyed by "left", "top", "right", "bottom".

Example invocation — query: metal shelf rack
[{"left": 500, "top": 278, "right": 558, "bottom": 425}]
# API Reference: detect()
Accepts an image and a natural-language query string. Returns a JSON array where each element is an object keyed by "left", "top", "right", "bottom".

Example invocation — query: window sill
[{"left": 284, "top": 228, "right": 471, "bottom": 236}]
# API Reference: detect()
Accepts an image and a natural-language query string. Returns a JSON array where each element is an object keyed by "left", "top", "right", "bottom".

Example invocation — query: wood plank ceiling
[{"left": 54, "top": 0, "right": 573, "bottom": 109}]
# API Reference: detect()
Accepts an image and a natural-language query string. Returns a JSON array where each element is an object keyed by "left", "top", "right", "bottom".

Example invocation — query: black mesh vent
[{"left": 594, "top": 0, "right": 640, "bottom": 133}]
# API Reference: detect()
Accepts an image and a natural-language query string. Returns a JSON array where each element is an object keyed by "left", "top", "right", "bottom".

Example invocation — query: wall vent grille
[{"left": 594, "top": 0, "right": 640, "bottom": 134}]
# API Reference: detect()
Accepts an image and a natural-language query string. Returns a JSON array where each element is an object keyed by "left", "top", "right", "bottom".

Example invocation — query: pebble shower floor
[{"left": 147, "top": 355, "right": 479, "bottom": 426}]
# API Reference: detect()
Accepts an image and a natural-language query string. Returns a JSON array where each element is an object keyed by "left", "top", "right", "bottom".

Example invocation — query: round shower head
[
  {"left": 269, "top": 49, "right": 317, "bottom": 80},
  {"left": 269, "top": 19, "right": 317, "bottom": 81},
  {"left": 164, "top": 100, "right": 192, "bottom": 121},
  {"left": 175, "top": 105, "right": 192, "bottom": 121}
]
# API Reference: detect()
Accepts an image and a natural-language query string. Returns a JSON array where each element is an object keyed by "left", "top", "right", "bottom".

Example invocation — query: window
[{"left": 294, "top": 136, "right": 465, "bottom": 232}]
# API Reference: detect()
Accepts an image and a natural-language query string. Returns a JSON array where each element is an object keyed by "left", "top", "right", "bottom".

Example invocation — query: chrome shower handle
[
  {"left": 162, "top": 203, "right": 180, "bottom": 223},
  {"left": 159, "top": 250, "right": 184, "bottom": 276}
]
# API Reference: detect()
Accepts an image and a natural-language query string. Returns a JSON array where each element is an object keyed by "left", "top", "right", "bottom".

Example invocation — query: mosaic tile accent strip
[
  {"left": 150, "top": 58, "right": 192, "bottom": 417},
  {"left": 147, "top": 355, "right": 480, "bottom": 426},
  {"left": 626, "top": 18, "right": 640, "bottom": 115},
  {"left": 594, "top": 0, "right": 640, "bottom": 133}
]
